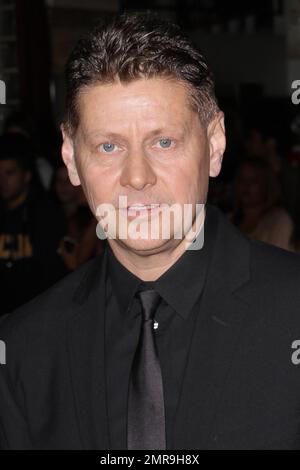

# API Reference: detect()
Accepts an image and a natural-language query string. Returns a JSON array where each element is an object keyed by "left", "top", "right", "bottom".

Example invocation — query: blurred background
[{"left": 0, "top": 0, "right": 300, "bottom": 315}]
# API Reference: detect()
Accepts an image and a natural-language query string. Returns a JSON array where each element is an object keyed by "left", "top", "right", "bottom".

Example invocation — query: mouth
[{"left": 121, "top": 203, "right": 161, "bottom": 218}]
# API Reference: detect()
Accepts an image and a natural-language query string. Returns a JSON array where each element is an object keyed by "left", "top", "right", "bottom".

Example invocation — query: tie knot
[{"left": 136, "top": 289, "right": 161, "bottom": 322}]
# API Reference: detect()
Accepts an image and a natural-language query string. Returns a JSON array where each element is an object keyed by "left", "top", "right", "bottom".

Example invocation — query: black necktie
[{"left": 127, "top": 288, "right": 166, "bottom": 450}]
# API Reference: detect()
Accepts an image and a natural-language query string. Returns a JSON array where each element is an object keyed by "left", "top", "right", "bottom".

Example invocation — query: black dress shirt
[{"left": 105, "top": 203, "right": 217, "bottom": 449}]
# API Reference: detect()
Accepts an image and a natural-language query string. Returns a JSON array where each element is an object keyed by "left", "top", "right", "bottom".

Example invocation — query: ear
[
  {"left": 207, "top": 111, "right": 226, "bottom": 178},
  {"left": 60, "top": 123, "right": 81, "bottom": 186}
]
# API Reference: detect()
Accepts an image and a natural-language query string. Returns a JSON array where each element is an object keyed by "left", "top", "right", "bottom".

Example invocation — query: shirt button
[{"left": 153, "top": 320, "right": 159, "bottom": 330}]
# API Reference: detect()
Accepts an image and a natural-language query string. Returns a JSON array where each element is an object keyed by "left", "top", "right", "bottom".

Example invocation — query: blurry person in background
[
  {"left": 243, "top": 127, "right": 283, "bottom": 174},
  {"left": 229, "top": 157, "right": 294, "bottom": 251},
  {"left": 4, "top": 110, "right": 54, "bottom": 190},
  {"left": 53, "top": 162, "right": 106, "bottom": 271},
  {"left": 0, "top": 132, "right": 44, "bottom": 198},
  {"left": 3, "top": 110, "right": 34, "bottom": 140},
  {"left": 0, "top": 134, "right": 66, "bottom": 315},
  {"left": 243, "top": 127, "right": 265, "bottom": 158},
  {"left": 264, "top": 134, "right": 282, "bottom": 175}
]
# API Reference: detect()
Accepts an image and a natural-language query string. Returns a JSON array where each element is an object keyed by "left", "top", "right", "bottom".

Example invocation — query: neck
[{"left": 108, "top": 205, "right": 206, "bottom": 281}]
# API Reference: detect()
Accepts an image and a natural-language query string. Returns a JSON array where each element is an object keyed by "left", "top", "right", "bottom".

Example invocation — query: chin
[{"left": 116, "top": 235, "right": 173, "bottom": 254}]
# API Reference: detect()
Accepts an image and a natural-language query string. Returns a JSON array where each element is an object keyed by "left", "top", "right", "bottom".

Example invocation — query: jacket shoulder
[
  {"left": 249, "top": 238, "right": 300, "bottom": 282},
  {"left": 0, "top": 253, "right": 105, "bottom": 343},
  {"left": 243, "top": 238, "right": 300, "bottom": 326}
]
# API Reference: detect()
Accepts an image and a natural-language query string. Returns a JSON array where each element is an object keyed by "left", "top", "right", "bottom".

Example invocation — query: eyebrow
[{"left": 85, "top": 126, "right": 188, "bottom": 141}]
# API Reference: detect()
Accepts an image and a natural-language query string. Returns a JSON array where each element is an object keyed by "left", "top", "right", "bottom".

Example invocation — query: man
[
  {"left": 0, "top": 12, "right": 300, "bottom": 450},
  {"left": 0, "top": 134, "right": 65, "bottom": 316}
]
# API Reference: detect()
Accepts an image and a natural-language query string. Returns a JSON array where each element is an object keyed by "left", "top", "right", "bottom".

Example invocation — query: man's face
[
  {"left": 0, "top": 159, "right": 30, "bottom": 204},
  {"left": 62, "top": 77, "right": 225, "bottom": 254}
]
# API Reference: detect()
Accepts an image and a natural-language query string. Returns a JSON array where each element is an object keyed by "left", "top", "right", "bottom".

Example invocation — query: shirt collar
[{"left": 106, "top": 203, "right": 217, "bottom": 320}]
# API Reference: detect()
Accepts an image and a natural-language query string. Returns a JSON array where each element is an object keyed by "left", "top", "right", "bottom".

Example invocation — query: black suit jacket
[{"left": 1, "top": 204, "right": 300, "bottom": 450}]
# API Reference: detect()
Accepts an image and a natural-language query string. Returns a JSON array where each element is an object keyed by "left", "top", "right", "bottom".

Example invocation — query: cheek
[
  {"left": 78, "top": 164, "right": 116, "bottom": 215},
  {"left": 178, "top": 157, "right": 207, "bottom": 202},
  {"left": 164, "top": 166, "right": 202, "bottom": 204}
]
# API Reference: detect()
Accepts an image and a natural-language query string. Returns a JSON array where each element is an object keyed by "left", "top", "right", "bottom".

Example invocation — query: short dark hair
[{"left": 64, "top": 11, "right": 219, "bottom": 136}]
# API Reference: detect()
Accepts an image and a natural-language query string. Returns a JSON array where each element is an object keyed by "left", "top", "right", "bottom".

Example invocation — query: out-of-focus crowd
[{"left": 0, "top": 111, "right": 105, "bottom": 316}]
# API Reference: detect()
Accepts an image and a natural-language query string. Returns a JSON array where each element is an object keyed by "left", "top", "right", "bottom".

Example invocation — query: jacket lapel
[
  {"left": 67, "top": 248, "right": 110, "bottom": 449},
  {"left": 172, "top": 209, "right": 253, "bottom": 449}
]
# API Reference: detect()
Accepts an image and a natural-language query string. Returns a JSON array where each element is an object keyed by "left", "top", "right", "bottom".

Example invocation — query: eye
[
  {"left": 99, "top": 142, "right": 117, "bottom": 153},
  {"left": 156, "top": 138, "right": 173, "bottom": 149}
]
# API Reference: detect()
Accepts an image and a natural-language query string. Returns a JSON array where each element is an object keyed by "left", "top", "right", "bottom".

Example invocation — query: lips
[
  {"left": 122, "top": 203, "right": 161, "bottom": 218},
  {"left": 127, "top": 204, "right": 160, "bottom": 210}
]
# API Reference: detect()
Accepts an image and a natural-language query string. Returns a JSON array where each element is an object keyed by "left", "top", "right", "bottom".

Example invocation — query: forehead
[{"left": 76, "top": 77, "right": 197, "bottom": 135}]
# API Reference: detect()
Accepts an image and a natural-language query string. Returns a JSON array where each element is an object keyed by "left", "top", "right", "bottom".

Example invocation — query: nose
[{"left": 120, "top": 148, "right": 157, "bottom": 191}]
